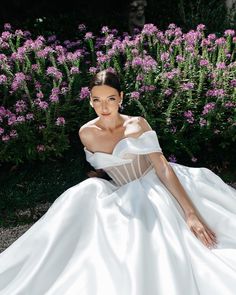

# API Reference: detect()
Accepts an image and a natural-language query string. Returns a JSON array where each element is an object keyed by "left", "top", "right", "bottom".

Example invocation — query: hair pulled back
[{"left": 89, "top": 70, "right": 121, "bottom": 94}]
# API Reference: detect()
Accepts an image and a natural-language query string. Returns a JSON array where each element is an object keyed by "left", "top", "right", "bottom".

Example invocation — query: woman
[{"left": 0, "top": 69, "right": 236, "bottom": 295}]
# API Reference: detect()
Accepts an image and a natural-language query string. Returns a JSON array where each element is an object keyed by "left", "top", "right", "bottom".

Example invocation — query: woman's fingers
[
  {"left": 206, "top": 227, "right": 217, "bottom": 242},
  {"left": 193, "top": 225, "right": 217, "bottom": 248},
  {"left": 202, "top": 230, "right": 215, "bottom": 248}
]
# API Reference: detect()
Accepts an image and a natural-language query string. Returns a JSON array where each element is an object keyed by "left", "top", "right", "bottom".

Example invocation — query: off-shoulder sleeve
[{"left": 84, "top": 130, "right": 163, "bottom": 169}]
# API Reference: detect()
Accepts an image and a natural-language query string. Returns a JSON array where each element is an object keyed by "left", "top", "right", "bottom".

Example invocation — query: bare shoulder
[
  {"left": 124, "top": 115, "right": 153, "bottom": 133},
  {"left": 78, "top": 119, "right": 98, "bottom": 148}
]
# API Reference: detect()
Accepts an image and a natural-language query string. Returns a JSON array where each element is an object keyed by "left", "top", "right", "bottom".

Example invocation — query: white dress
[{"left": 0, "top": 130, "right": 236, "bottom": 295}]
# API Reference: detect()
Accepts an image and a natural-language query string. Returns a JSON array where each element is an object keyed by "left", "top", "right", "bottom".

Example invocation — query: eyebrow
[{"left": 91, "top": 94, "right": 117, "bottom": 98}]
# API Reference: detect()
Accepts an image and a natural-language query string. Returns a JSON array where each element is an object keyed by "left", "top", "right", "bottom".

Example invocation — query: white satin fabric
[{"left": 0, "top": 130, "right": 236, "bottom": 295}]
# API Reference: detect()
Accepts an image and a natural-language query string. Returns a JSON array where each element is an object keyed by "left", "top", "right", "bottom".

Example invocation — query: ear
[
  {"left": 120, "top": 91, "right": 124, "bottom": 101},
  {"left": 89, "top": 98, "right": 94, "bottom": 108}
]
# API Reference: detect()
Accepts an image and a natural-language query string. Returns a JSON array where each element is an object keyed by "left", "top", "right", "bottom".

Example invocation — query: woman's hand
[{"left": 186, "top": 211, "right": 217, "bottom": 249}]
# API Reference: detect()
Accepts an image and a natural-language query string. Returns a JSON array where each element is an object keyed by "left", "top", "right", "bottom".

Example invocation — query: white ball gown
[{"left": 0, "top": 130, "right": 236, "bottom": 295}]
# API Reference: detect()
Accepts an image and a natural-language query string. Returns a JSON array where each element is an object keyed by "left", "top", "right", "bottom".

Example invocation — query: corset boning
[{"left": 102, "top": 154, "right": 154, "bottom": 186}]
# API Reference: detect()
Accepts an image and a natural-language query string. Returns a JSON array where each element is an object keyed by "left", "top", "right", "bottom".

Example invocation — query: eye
[
  {"left": 109, "top": 97, "right": 116, "bottom": 101},
  {"left": 93, "top": 98, "right": 99, "bottom": 102}
]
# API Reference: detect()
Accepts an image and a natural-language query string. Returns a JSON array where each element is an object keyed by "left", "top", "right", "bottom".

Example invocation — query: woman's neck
[{"left": 96, "top": 113, "right": 125, "bottom": 133}]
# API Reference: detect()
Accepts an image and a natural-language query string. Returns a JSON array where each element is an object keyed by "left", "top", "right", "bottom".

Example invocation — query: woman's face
[{"left": 90, "top": 85, "right": 123, "bottom": 118}]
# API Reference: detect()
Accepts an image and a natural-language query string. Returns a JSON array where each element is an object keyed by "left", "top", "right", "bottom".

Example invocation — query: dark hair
[{"left": 89, "top": 70, "right": 121, "bottom": 93}]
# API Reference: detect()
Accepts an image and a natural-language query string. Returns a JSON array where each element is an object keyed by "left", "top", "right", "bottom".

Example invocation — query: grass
[
  {"left": 0, "top": 135, "right": 235, "bottom": 227},
  {"left": 0, "top": 136, "right": 92, "bottom": 227}
]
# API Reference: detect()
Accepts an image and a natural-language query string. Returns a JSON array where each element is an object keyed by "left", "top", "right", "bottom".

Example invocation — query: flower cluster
[{"left": 0, "top": 22, "right": 235, "bottom": 165}]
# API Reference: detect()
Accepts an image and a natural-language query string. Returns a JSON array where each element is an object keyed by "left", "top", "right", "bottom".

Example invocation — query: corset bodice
[
  {"left": 102, "top": 153, "right": 154, "bottom": 186},
  {"left": 83, "top": 130, "right": 163, "bottom": 186}
]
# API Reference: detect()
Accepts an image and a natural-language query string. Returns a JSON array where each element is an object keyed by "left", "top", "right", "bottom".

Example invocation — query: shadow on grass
[
  {"left": 0, "top": 137, "right": 235, "bottom": 228},
  {"left": 0, "top": 138, "right": 93, "bottom": 227}
]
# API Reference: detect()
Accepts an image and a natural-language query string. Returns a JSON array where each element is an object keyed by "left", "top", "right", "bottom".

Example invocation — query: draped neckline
[{"left": 84, "top": 130, "right": 156, "bottom": 156}]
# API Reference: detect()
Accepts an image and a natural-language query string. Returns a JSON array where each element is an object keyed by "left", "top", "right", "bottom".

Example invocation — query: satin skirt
[{"left": 0, "top": 163, "right": 236, "bottom": 295}]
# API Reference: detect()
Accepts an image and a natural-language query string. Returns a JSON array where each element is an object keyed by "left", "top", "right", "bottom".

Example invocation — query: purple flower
[
  {"left": 0, "top": 127, "right": 4, "bottom": 135},
  {"left": 164, "top": 88, "right": 173, "bottom": 96},
  {"left": 201, "top": 39, "right": 211, "bottom": 47},
  {"left": 181, "top": 82, "right": 194, "bottom": 91},
  {"left": 4, "top": 23, "right": 12, "bottom": 30},
  {"left": 84, "top": 32, "right": 94, "bottom": 40},
  {"left": 132, "top": 57, "right": 143, "bottom": 67},
  {"left": 89, "top": 67, "right": 97, "bottom": 74},
  {"left": 141, "top": 24, "right": 158, "bottom": 35},
  {"left": 140, "top": 85, "right": 156, "bottom": 92},
  {"left": 49, "top": 94, "right": 59, "bottom": 103},
  {"left": 47, "top": 35, "right": 57, "bottom": 42},
  {"left": 176, "top": 55, "right": 185, "bottom": 63},
  {"left": 202, "top": 102, "right": 216, "bottom": 115},
  {"left": 36, "top": 91, "right": 44, "bottom": 99},
  {"left": 9, "top": 130, "right": 18, "bottom": 138},
  {"left": 11, "top": 72, "right": 26, "bottom": 91},
  {"left": 37, "top": 46, "right": 54, "bottom": 58},
  {"left": 38, "top": 101, "right": 49, "bottom": 110},
  {"left": 164, "top": 68, "right": 180, "bottom": 80},
  {"left": 206, "top": 89, "right": 225, "bottom": 97},
  {"left": 16, "top": 115, "right": 26, "bottom": 123},
  {"left": 199, "top": 118, "right": 207, "bottom": 127},
  {"left": 31, "top": 64, "right": 39, "bottom": 71},
  {"left": 215, "top": 38, "right": 226, "bottom": 45},
  {"left": 136, "top": 74, "right": 144, "bottom": 81},
  {"left": 208, "top": 33, "right": 216, "bottom": 41},
  {"left": 224, "top": 101, "right": 235, "bottom": 108},
  {"left": 199, "top": 59, "right": 209, "bottom": 67},
  {"left": 161, "top": 52, "right": 169, "bottom": 61},
  {"left": 224, "top": 29, "right": 235, "bottom": 37},
  {"left": 168, "top": 154, "right": 177, "bottom": 163},
  {"left": 184, "top": 30, "right": 201, "bottom": 46},
  {"left": 196, "top": 24, "right": 206, "bottom": 31},
  {"left": 101, "top": 26, "right": 109, "bottom": 34},
  {"left": 2, "top": 135, "right": 10, "bottom": 142},
  {"left": 230, "top": 80, "right": 236, "bottom": 87},
  {"left": 8, "top": 115, "right": 17, "bottom": 126},
  {"left": 130, "top": 91, "right": 140, "bottom": 100},
  {"left": 37, "top": 144, "right": 46, "bottom": 152},
  {"left": 0, "top": 74, "right": 7, "bottom": 85},
  {"left": 168, "top": 23, "right": 177, "bottom": 30},
  {"left": 26, "top": 113, "right": 34, "bottom": 120},
  {"left": 56, "top": 117, "right": 65, "bottom": 126},
  {"left": 80, "top": 87, "right": 90, "bottom": 100},
  {"left": 49, "top": 88, "right": 60, "bottom": 103},
  {"left": 15, "top": 100, "right": 27, "bottom": 113},
  {"left": 184, "top": 110, "right": 194, "bottom": 123},
  {"left": 216, "top": 62, "right": 226, "bottom": 69},
  {"left": 0, "top": 53, "right": 7, "bottom": 62},
  {"left": 1, "top": 31, "right": 12, "bottom": 41},
  {"left": 46, "top": 67, "right": 62, "bottom": 80},
  {"left": 61, "top": 87, "right": 69, "bottom": 94},
  {"left": 142, "top": 56, "right": 157, "bottom": 71},
  {"left": 70, "top": 66, "right": 80, "bottom": 75}
]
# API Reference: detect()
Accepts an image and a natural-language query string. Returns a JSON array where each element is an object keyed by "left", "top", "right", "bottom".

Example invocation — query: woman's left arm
[
  {"left": 149, "top": 151, "right": 217, "bottom": 248},
  {"left": 139, "top": 117, "right": 217, "bottom": 248}
]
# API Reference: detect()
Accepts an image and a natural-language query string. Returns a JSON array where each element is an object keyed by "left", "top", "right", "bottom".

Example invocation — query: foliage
[{"left": 0, "top": 22, "right": 235, "bottom": 171}]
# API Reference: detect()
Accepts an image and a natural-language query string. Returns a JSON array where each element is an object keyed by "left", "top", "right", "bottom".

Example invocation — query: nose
[{"left": 101, "top": 101, "right": 108, "bottom": 111}]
